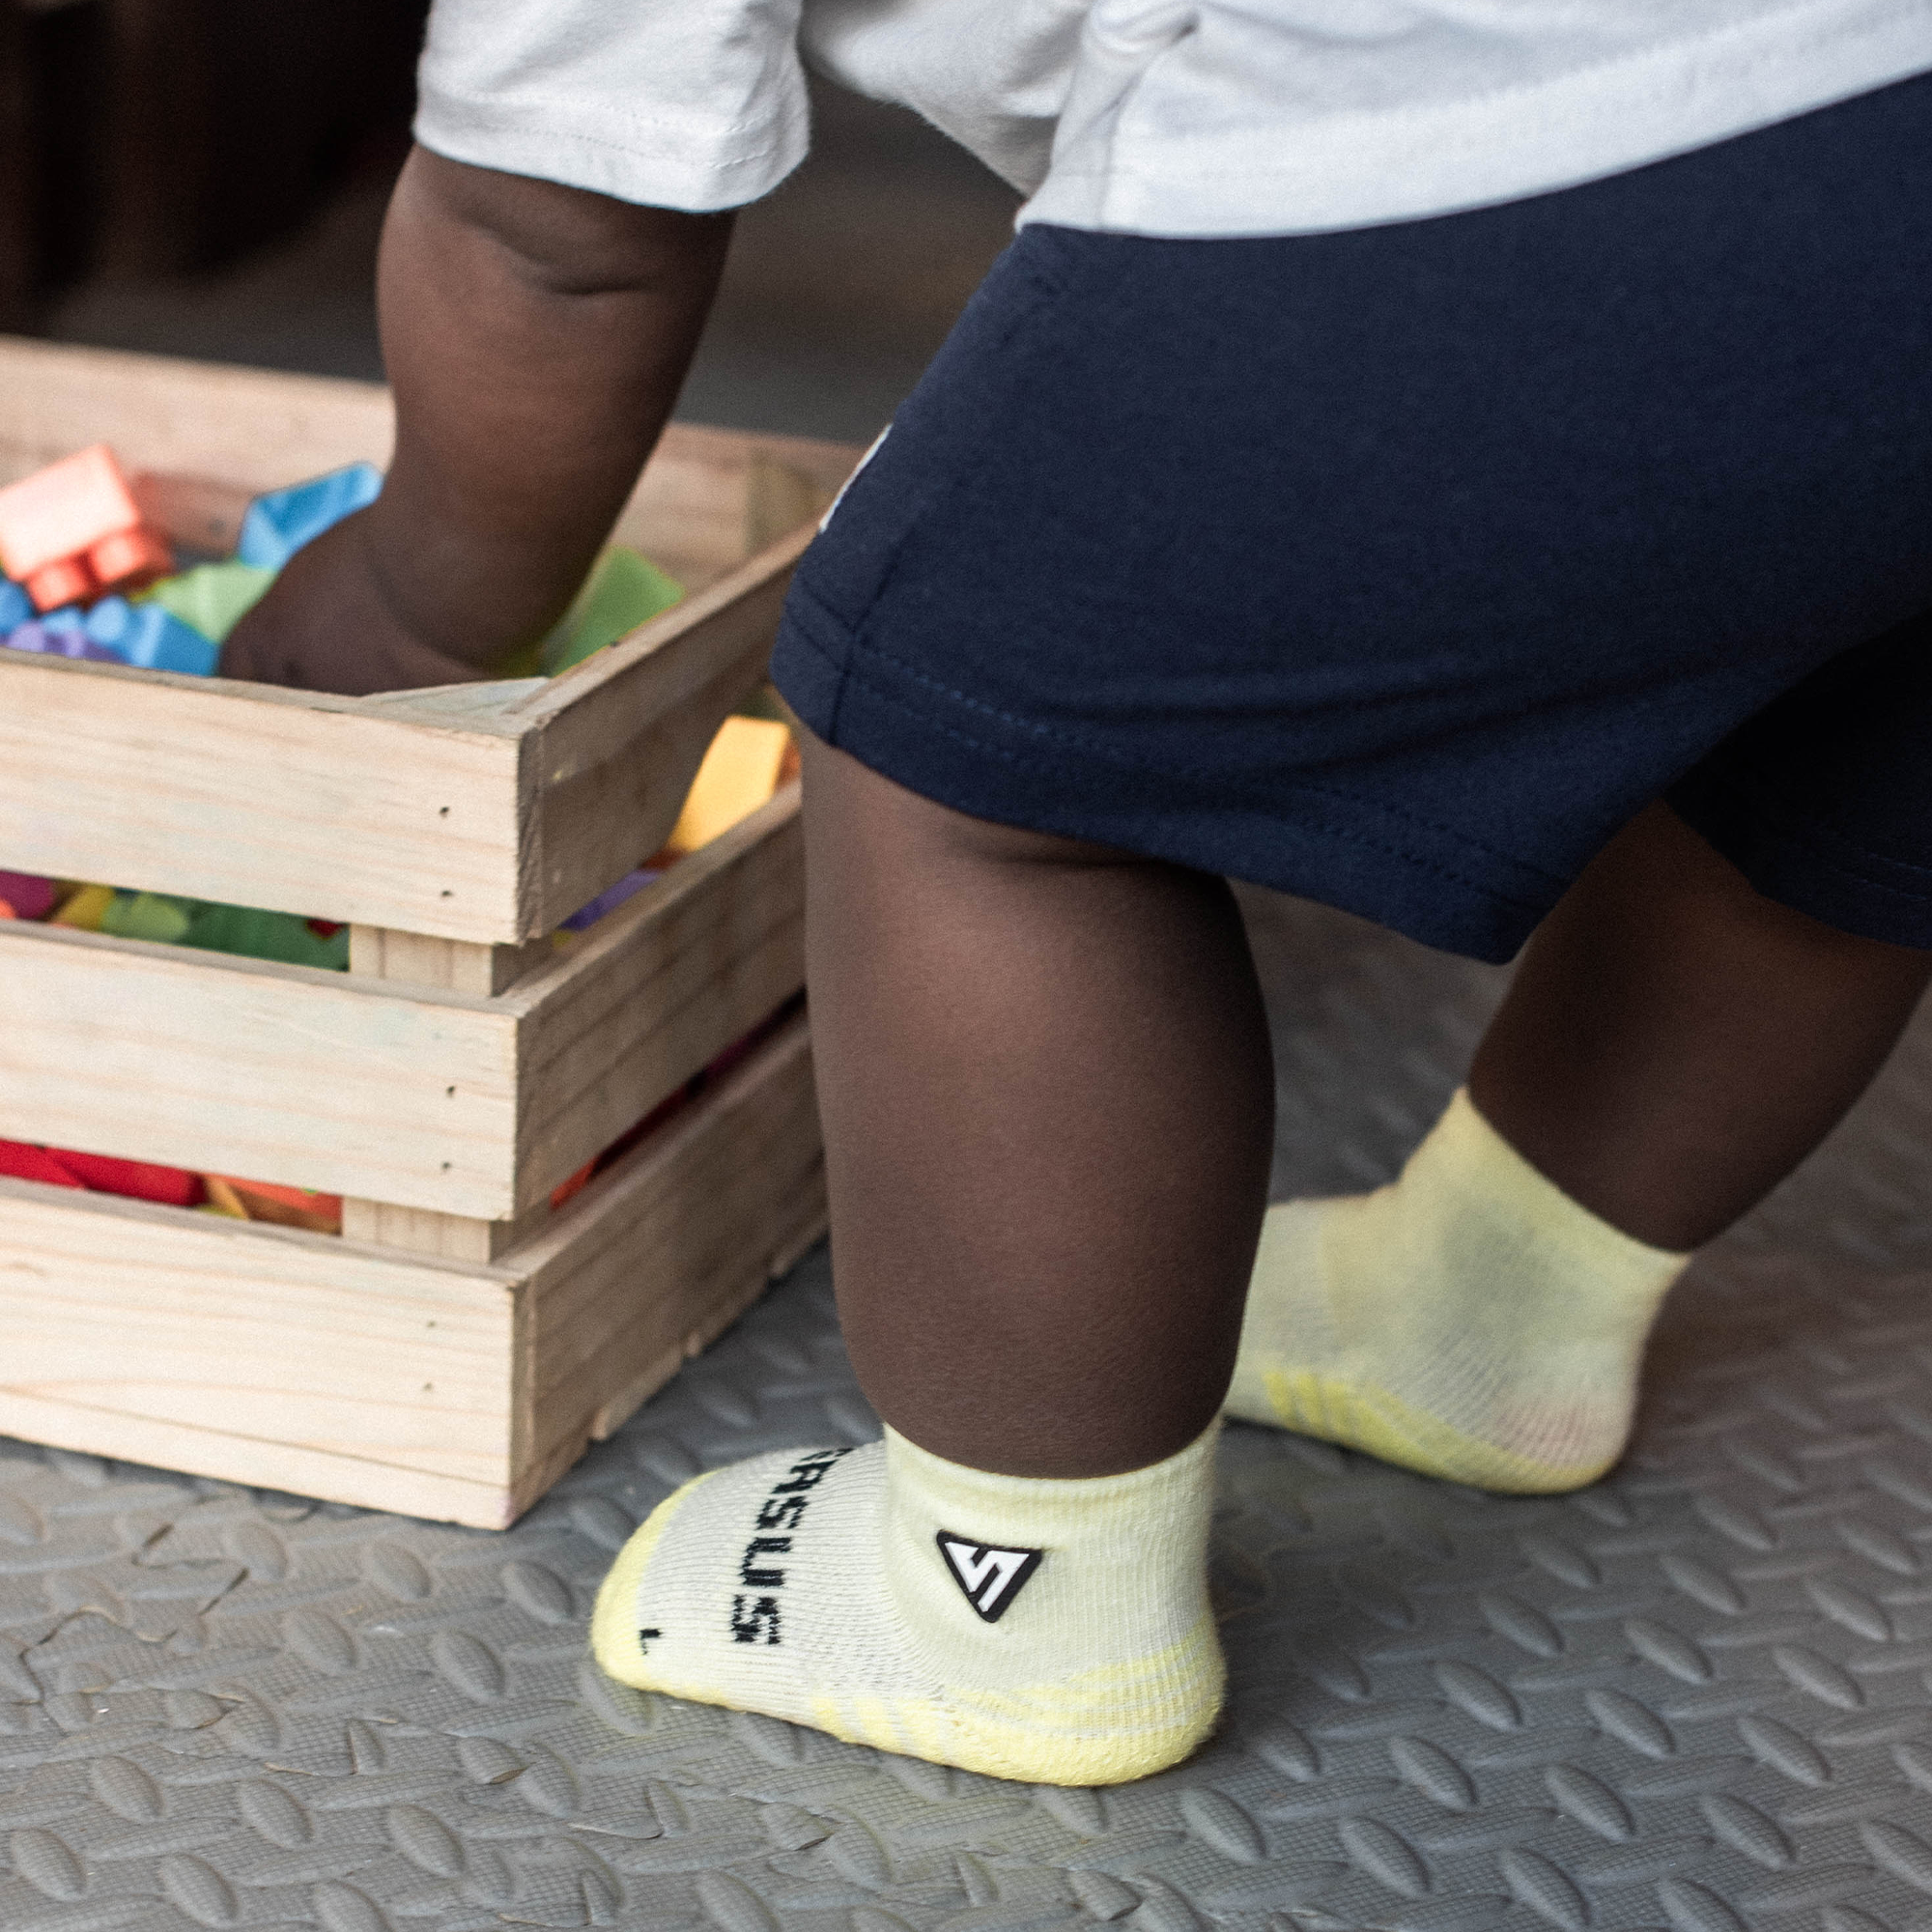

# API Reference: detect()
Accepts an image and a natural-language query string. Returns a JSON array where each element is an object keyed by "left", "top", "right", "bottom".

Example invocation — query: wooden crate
[{"left": 0, "top": 336, "right": 854, "bottom": 1527}]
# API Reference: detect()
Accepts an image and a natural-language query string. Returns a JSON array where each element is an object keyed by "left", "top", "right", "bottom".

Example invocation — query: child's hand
[
  {"left": 220, "top": 512, "right": 489, "bottom": 695},
  {"left": 221, "top": 149, "right": 733, "bottom": 696}
]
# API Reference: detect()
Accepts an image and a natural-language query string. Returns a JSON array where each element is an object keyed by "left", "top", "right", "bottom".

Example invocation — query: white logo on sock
[{"left": 937, "top": 1533, "right": 1043, "bottom": 1623}]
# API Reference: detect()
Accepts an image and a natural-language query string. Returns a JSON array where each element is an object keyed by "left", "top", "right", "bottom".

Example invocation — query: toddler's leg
[
  {"left": 593, "top": 736, "right": 1275, "bottom": 1781},
  {"left": 1229, "top": 803, "right": 1932, "bottom": 1490}
]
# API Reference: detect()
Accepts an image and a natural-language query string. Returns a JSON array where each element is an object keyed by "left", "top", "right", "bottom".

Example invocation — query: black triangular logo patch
[{"left": 936, "top": 1532, "right": 1043, "bottom": 1623}]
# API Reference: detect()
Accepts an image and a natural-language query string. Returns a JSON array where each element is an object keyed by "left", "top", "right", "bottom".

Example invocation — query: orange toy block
[{"left": 0, "top": 444, "right": 173, "bottom": 607}]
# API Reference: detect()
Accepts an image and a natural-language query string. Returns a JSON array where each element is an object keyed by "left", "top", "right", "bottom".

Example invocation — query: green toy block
[
  {"left": 138, "top": 560, "right": 276, "bottom": 646},
  {"left": 540, "top": 547, "right": 684, "bottom": 676}
]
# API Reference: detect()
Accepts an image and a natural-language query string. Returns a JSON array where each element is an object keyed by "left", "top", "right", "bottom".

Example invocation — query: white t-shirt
[{"left": 414, "top": 0, "right": 1932, "bottom": 238}]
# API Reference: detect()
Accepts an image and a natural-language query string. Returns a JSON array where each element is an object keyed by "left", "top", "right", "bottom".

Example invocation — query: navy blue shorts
[{"left": 771, "top": 71, "right": 1932, "bottom": 963}]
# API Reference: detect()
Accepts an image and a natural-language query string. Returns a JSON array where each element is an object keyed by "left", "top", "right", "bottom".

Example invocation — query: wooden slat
[
  {"left": 506, "top": 781, "right": 806, "bottom": 1210},
  {"left": 0, "top": 339, "right": 853, "bottom": 940},
  {"left": 0, "top": 1014, "right": 823, "bottom": 1529},
  {"left": 0, "top": 787, "right": 805, "bottom": 1219},
  {"left": 0, "top": 1176, "right": 520, "bottom": 1520},
  {"left": 0, "top": 918, "right": 520, "bottom": 1217},
  {"left": 0, "top": 335, "right": 853, "bottom": 584},
  {"left": 513, "top": 1012, "right": 824, "bottom": 1507},
  {"left": 0, "top": 650, "right": 530, "bottom": 942},
  {"left": 515, "top": 525, "right": 815, "bottom": 937}
]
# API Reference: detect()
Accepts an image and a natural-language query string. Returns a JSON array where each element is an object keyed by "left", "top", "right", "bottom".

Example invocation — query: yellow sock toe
[{"left": 1227, "top": 1089, "right": 1688, "bottom": 1492}]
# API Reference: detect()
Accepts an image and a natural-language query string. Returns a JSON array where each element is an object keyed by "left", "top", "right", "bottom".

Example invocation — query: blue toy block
[
  {"left": 84, "top": 595, "right": 220, "bottom": 676},
  {"left": 236, "top": 462, "right": 382, "bottom": 571},
  {"left": 0, "top": 577, "right": 31, "bottom": 635}
]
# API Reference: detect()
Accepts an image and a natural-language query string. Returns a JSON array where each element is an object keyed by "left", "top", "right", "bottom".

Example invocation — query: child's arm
[{"left": 221, "top": 149, "right": 734, "bottom": 695}]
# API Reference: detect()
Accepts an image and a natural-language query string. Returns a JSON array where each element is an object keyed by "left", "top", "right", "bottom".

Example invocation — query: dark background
[{"left": 0, "top": 0, "right": 1020, "bottom": 443}]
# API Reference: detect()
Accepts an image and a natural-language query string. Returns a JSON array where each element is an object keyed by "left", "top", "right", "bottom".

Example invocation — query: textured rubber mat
[{"left": 6, "top": 887, "right": 1932, "bottom": 1932}]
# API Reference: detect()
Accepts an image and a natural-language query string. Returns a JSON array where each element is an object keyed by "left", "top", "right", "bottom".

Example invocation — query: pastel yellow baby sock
[
  {"left": 1225, "top": 1088, "right": 1689, "bottom": 1492},
  {"left": 591, "top": 1424, "right": 1223, "bottom": 1785}
]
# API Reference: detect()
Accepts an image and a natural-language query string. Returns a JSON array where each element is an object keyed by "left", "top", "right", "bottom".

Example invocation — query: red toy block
[
  {"left": 0, "top": 1141, "right": 85, "bottom": 1189},
  {"left": 24, "top": 556, "right": 94, "bottom": 611},
  {"left": 0, "top": 444, "right": 174, "bottom": 608},
  {"left": 56, "top": 1148, "right": 206, "bottom": 1208},
  {"left": 88, "top": 524, "right": 173, "bottom": 590}
]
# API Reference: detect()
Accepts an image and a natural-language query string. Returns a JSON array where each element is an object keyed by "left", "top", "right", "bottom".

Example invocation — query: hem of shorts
[
  {"left": 1669, "top": 763, "right": 1932, "bottom": 949},
  {"left": 773, "top": 594, "right": 1559, "bottom": 965}
]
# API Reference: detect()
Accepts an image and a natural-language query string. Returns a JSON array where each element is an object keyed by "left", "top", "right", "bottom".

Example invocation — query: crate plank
[
  {"left": 0, "top": 335, "right": 852, "bottom": 586},
  {"left": 0, "top": 1016, "right": 821, "bottom": 1528},
  {"left": 508, "top": 781, "right": 806, "bottom": 1209},
  {"left": 0, "top": 918, "right": 520, "bottom": 1216},
  {"left": 0, "top": 651, "right": 530, "bottom": 941},
  {"left": 0, "top": 787, "right": 805, "bottom": 1218},
  {"left": 515, "top": 1012, "right": 825, "bottom": 1499},
  {"left": 0, "top": 1178, "right": 519, "bottom": 1504}
]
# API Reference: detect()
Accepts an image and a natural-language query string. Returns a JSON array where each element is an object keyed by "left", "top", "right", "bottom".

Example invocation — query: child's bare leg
[
  {"left": 1229, "top": 801, "right": 1932, "bottom": 1492},
  {"left": 1468, "top": 801, "right": 1932, "bottom": 1249},
  {"left": 801, "top": 735, "right": 1277, "bottom": 1478},
  {"left": 591, "top": 733, "right": 1272, "bottom": 1781}
]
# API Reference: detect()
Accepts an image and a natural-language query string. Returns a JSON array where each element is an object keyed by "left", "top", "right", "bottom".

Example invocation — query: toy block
[
  {"left": 0, "top": 444, "right": 175, "bottom": 608},
  {"left": 664, "top": 715, "right": 794, "bottom": 857},
  {"left": 87, "top": 523, "right": 174, "bottom": 591},
  {"left": 0, "top": 445, "right": 140, "bottom": 576},
  {"left": 0, "top": 577, "right": 30, "bottom": 632},
  {"left": 85, "top": 595, "right": 220, "bottom": 675},
  {"left": 4, "top": 613, "right": 127, "bottom": 663},
  {"left": 236, "top": 460, "right": 382, "bottom": 570},
  {"left": 144, "top": 559, "right": 274, "bottom": 644},
  {"left": 24, "top": 555, "right": 94, "bottom": 611},
  {"left": 0, "top": 870, "right": 56, "bottom": 921}
]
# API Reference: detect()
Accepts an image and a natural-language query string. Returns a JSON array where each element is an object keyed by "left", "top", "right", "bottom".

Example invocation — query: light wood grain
[
  {"left": 0, "top": 791, "right": 804, "bottom": 1220},
  {"left": 507, "top": 782, "right": 806, "bottom": 1210},
  {"left": 0, "top": 334, "right": 851, "bottom": 585},
  {"left": 0, "top": 649, "right": 530, "bottom": 942},
  {"left": 0, "top": 1016, "right": 823, "bottom": 1528},
  {"left": 344, "top": 922, "right": 552, "bottom": 1257},
  {"left": 515, "top": 525, "right": 815, "bottom": 937},
  {"left": 516, "top": 1011, "right": 824, "bottom": 1489},
  {"left": 0, "top": 917, "right": 520, "bottom": 1217},
  {"left": 0, "top": 1176, "right": 519, "bottom": 1497},
  {"left": 349, "top": 924, "right": 550, "bottom": 997}
]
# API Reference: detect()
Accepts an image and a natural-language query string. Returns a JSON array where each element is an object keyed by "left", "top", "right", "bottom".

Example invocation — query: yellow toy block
[{"left": 663, "top": 717, "right": 793, "bottom": 858}]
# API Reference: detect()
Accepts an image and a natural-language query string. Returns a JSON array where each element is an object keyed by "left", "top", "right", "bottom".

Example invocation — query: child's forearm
[{"left": 222, "top": 150, "right": 734, "bottom": 693}]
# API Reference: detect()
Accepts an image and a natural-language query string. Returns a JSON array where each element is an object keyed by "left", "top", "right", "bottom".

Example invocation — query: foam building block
[
  {"left": 559, "top": 867, "right": 662, "bottom": 934},
  {"left": 0, "top": 577, "right": 31, "bottom": 633},
  {"left": 236, "top": 462, "right": 382, "bottom": 571},
  {"left": 663, "top": 716, "right": 793, "bottom": 857},
  {"left": 0, "top": 1142, "right": 84, "bottom": 1189},
  {"left": 541, "top": 546, "right": 685, "bottom": 675},
  {"left": 141, "top": 560, "right": 275, "bottom": 645},
  {"left": 51, "top": 883, "right": 115, "bottom": 930},
  {"left": 3, "top": 611, "right": 128, "bottom": 663},
  {"left": 0, "top": 444, "right": 174, "bottom": 610},
  {"left": 202, "top": 1175, "right": 341, "bottom": 1233},
  {"left": 0, "top": 871, "right": 57, "bottom": 921},
  {"left": 84, "top": 596, "right": 220, "bottom": 675}
]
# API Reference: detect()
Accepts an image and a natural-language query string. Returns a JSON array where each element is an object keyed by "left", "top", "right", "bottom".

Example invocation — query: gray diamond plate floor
[{"left": 9, "top": 887, "right": 1932, "bottom": 1932}]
